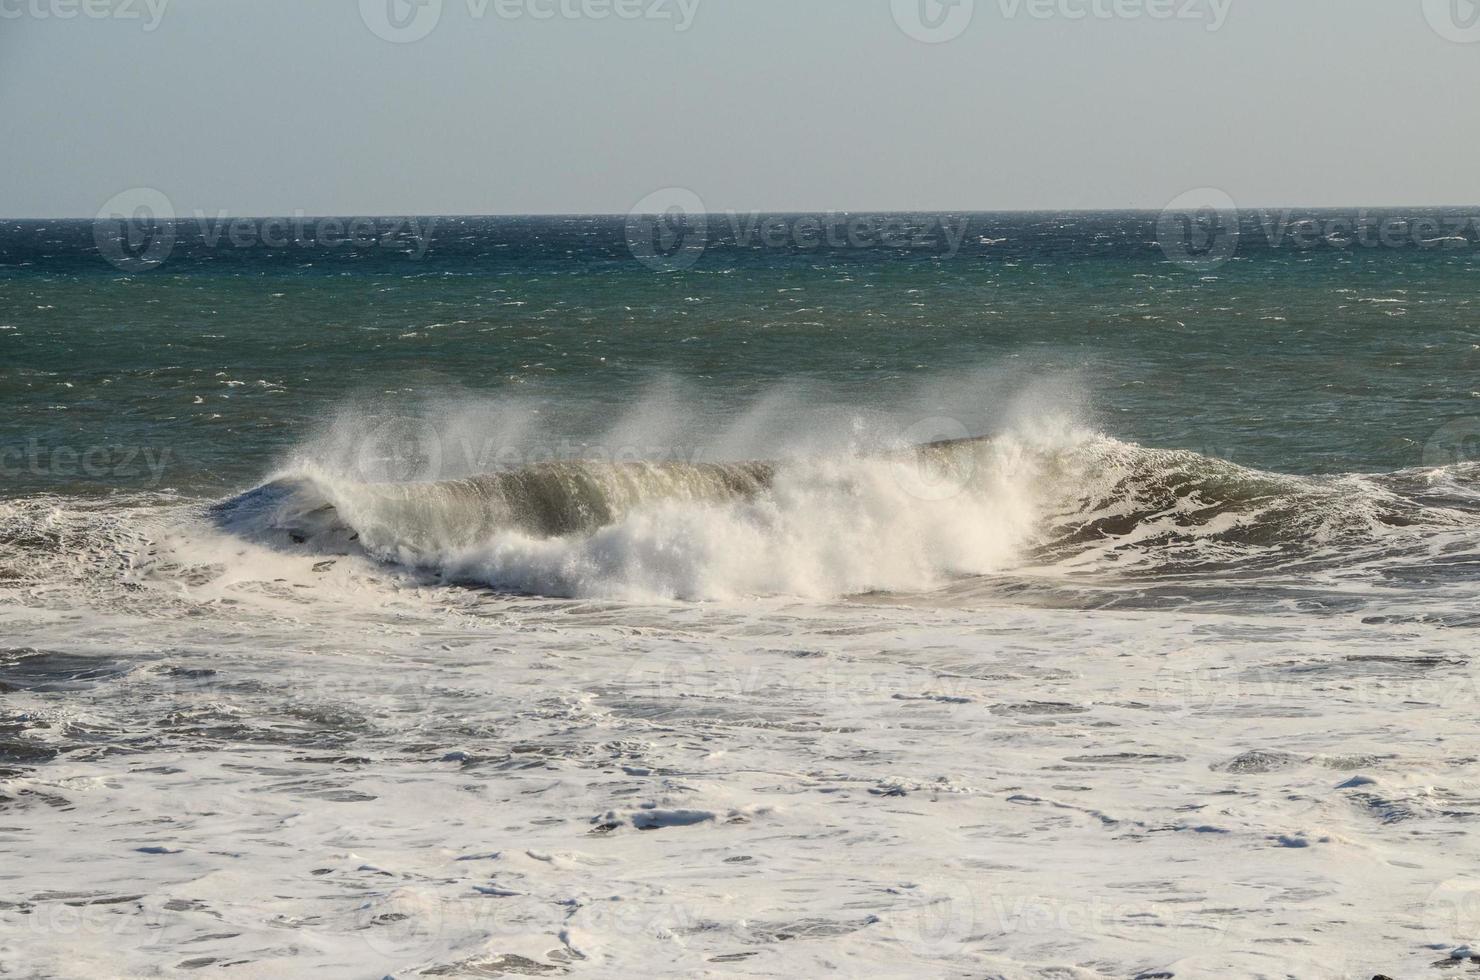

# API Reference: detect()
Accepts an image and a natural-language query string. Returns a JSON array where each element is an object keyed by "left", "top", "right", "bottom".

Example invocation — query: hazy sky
[{"left": 2, "top": 0, "right": 1476, "bottom": 216}]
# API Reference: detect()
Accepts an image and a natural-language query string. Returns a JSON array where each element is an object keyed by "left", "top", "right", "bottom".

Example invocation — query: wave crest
[{"left": 211, "top": 434, "right": 1480, "bottom": 601}]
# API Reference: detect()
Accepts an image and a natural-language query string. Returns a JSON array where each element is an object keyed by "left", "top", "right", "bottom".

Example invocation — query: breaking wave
[{"left": 209, "top": 430, "right": 1480, "bottom": 601}]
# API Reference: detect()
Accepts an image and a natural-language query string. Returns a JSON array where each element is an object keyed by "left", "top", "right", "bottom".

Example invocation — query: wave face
[
  {"left": 211, "top": 431, "right": 1480, "bottom": 602},
  {"left": 1036, "top": 441, "right": 1480, "bottom": 567}
]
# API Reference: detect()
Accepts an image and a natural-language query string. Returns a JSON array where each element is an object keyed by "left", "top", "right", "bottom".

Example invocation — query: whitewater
[{"left": 4, "top": 405, "right": 1480, "bottom": 978}]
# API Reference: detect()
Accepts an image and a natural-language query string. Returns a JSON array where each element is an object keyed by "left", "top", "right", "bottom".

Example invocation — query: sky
[{"left": 1, "top": 0, "right": 1477, "bottom": 217}]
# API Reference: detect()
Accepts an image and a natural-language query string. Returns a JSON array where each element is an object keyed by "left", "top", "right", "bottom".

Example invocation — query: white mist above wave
[
  {"left": 381, "top": 454, "right": 1027, "bottom": 601},
  {"left": 14, "top": 376, "right": 1476, "bottom": 606},
  {"left": 235, "top": 443, "right": 1049, "bottom": 602},
  {"left": 206, "top": 394, "right": 1480, "bottom": 604},
  {"left": 209, "top": 380, "right": 1089, "bottom": 600}
]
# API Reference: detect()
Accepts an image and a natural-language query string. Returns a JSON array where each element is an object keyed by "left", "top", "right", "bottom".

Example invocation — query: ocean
[{"left": 3, "top": 210, "right": 1480, "bottom": 978}]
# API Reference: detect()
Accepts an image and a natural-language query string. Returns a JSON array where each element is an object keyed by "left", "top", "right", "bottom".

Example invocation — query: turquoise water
[
  {"left": 6, "top": 212, "right": 1480, "bottom": 978},
  {"left": 4, "top": 211, "right": 1479, "bottom": 496}
]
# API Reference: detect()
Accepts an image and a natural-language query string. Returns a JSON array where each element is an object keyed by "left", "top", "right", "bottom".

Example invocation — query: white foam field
[
  {"left": 3, "top": 392, "right": 1480, "bottom": 978},
  {"left": 3, "top": 502, "right": 1480, "bottom": 979}
]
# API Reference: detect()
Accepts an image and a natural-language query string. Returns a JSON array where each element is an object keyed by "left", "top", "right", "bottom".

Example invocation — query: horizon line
[{"left": 6, "top": 203, "right": 1480, "bottom": 221}]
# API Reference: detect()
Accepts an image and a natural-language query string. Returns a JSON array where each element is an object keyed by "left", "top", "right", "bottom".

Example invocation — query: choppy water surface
[{"left": 2, "top": 213, "right": 1480, "bottom": 978}]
